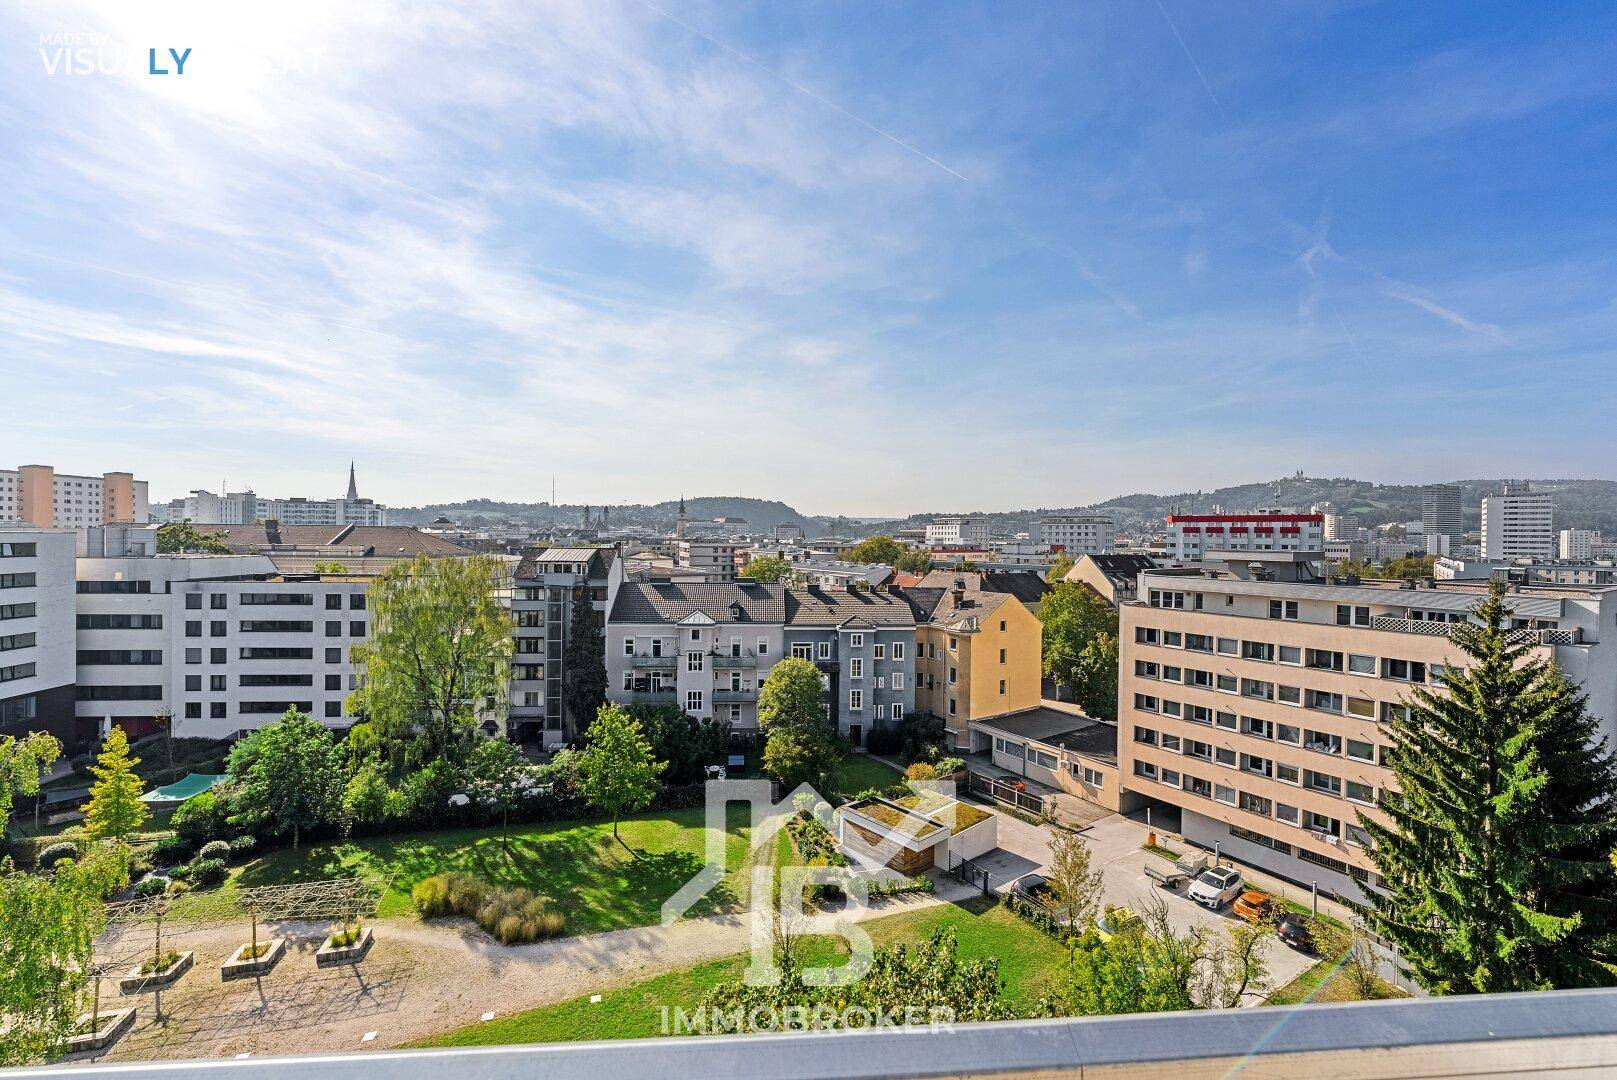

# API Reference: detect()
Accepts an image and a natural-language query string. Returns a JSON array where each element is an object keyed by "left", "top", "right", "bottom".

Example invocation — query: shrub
[
  {"left": 412, "top": 872, "right": 487, "bottom": 919},
  {"left": 906, "top": 762, "right": 938, "bottom": 782},
  {"left": 474, "top": 886, "right": 565, "bottom": 944},
  {"left": 37, "top": 841, "right": 79, "bottom": 868},
  {"left": 229, "top": 834, "right": 256, "bottom": 856},
  {"left": 165, "top": 879, "right": 192, "bottom": 895},
  {"left": 171, "top": 790, "right": 230, "bottom": 846},
  {"left": 865, "top": 725, "right": 903, "bottom": 756},
  {"left": 133, "top": 875, "right": 169, "bottom": 899},
  {"left": 176, "top": 857, "right": 227, "bottom": 889},
  {"left": 198, "top": 839, "right": 232, "bottom": 862},
  {"left": 151, "top": 833, "right": 191, "bottom": 865},
  {"left": 899, "top": 713, "right": 945, "bottom": 762},
  {"left": 934, "top": 756, "right": 965, "bottom": 777},
  {"left": 868, "top": 875, "right": 934, "bottom": 898}
]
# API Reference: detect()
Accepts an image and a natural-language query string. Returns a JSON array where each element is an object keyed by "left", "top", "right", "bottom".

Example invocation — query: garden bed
[
  {"left": 119, "top": 950, "right": 193, "bottom": 994},
  {"left": 316, "top": 926, "right": 373, "bottom": 967},
  {"left": 221, "top": 937, "right": 286, "bottom": 981},
  {"left": 65, "top": 1007, "right": 136, "bottom": 1053}
]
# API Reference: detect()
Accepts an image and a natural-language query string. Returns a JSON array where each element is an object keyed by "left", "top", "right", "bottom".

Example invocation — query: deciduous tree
[
  {"left": 83, "top": 728, "right": 147, "bottom": 842},
  {"left": 156, "top": 521, "right": 230, "bottom": 554},
  {"left": 1045, "top": 830, "right": 1104, "bottom": 927},
  {"left": 739, "top": 555, "right": 792, "bottom": 583},
  {"left": 578, "top": 704, "right": 664, "bottom": 844},
  {"left": 0, "top": 732, "right": 60, "bottom": 838},
  {"left": 758, "top": 658, "right": 837, "bottom": 789},
  {"left": 227, "top": 709, "right": 342, "bottom": 849},
  {"left": 1041, "top": 582, "right": 1120, "bottom": 719},
  {"left": 347, "top": 553, "right": 513, "bottom": 766},
  {"left": 844, "top": 536, "right": 907, "bottom": 566}
]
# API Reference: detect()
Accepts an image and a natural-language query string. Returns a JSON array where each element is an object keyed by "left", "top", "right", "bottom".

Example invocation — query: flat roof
[{"left": 972, "top": 706, "right": 1119, "bottom": 764}]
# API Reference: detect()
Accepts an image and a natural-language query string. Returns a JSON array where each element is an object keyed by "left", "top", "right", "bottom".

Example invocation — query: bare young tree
[{"left": 1045, "top": 830, "right": 1105, "bottom": 927}]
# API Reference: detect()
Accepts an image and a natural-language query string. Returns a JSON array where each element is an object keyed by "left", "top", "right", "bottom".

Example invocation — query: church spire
[{"left": 346, "top": 461, "right": 358, "bottom": 501}]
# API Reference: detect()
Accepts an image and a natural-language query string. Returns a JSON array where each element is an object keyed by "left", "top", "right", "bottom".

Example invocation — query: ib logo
[{"left": 147, "top": 48, "right": 191, "bottom": 76}]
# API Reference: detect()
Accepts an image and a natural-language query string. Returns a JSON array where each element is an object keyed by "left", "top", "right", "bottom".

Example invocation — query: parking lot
[{"left": 964, "top": 808, "right": 1318, "bottom": 1002}]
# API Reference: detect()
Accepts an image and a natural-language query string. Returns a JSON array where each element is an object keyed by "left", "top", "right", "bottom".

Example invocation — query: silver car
[{"left": 1187, "top": 866, "right": 1244, "bottom": 909}]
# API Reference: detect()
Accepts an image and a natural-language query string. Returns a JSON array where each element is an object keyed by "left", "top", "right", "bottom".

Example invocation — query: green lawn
[
  {"left": 825, "top": 754, "right": 903, "bottom": 802},
  {"left": 228, "top": 805, "right": 759, "bottom": 934},
  {"left": 417, "top": 896, "right": 1063, "bottom": 1047}
]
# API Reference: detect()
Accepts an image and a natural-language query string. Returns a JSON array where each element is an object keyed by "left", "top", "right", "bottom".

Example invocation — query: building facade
[
  {"left": 0, "top": 465, "right": 148, "bottom": 529},
  {"left": 677, "top": 539, "right": 739, "bottom": 583},
  {"left": 606, "top": 582, "right": 916, "bottom": 743},
  {"left": 1165, "top": 514, "right": 1325, "bottom": 560},
  {"left": 509, "top": 547, "right": 613, "bottom": 747},
  {"left": 906, "top": 585, "right": 1042, "bottom": 750},
  {"left": 925, "top": 518, "right": 990, "bottom": 547},
  {"left": 1117, "top": 567, "right": 1617, "bottom": 900},
  {"left": 1036, "top": 516, "right": 1115, "bottom": 554},
  {"left": 1481, "top": 481, "right": 1554, "bottom": 561},
  {"left": 1421, "top": 484, "right": 1463, "bottom": 549},
  {"left": 0, "top": 528, "right": 79, "bottom": 749}
]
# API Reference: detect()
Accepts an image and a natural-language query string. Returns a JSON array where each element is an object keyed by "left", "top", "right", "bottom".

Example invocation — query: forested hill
[{"left": 392, "top": 478, "right": 1617, "bottom": 538}]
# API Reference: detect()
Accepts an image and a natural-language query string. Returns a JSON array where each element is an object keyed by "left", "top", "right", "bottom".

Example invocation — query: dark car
[
  {"left": 1013, "top": 873, "right": 1053, "bottom": 906},
  {"left": 1276, "top": 912, "right": 1314, "bottom": 953}
]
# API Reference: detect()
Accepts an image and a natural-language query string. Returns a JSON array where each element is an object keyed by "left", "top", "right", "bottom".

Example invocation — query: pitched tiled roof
[
  {"left": 608, "top": 582, "right": 916, "bottom": 627},
  {"left": 915, "top": 569, "right": 1050, "bottom": 606},
  {"left": 1071, "top": 553, "right": 1158, "bottom": 585},
  {"left": 213, "top": 524, "right": 471, "bottom": 558}
]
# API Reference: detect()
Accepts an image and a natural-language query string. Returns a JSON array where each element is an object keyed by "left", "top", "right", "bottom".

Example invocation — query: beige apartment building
[
  {"left": 1118, "top": 566, "right": 1617, "bottom": 900},
  {"left": 0, "top": 464, "right": 148, "bottom": 529}
]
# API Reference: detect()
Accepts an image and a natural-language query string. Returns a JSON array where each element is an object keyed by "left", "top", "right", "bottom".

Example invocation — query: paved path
[{"left": 80, "top": 881, "right": 974, "bottom": 1063}]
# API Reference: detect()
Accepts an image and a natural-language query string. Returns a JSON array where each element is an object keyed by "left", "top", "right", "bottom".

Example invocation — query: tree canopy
[
  {"left": 0, "top": 732, "right": 60, "bottom": 838},
  {"left": 1360, "top": 581, "right": 1617, "bottom": 993},
  {"left": 227, "top": 709, "right": 343, "bottom": 848},
  {"left": 739, "top": 555, "right": 792, "bottom": 583},
  {"left": 1041, "top": 582, "right": 1120, "bottom": 719},
  {"left": 156, "top": 521, "right": 230, "bottom": 554},
  {"left": 578, "top": 704, "right": 664, "bottom": 840},
  {"left": 83, "top": 727, "right": 147, "bottom": 842},
  {"left": 1045, "top": 553, "right": 1076, "bottom": 583},
  {"left": 758, "top": 658, "right": 837, "bottom": 789},
  {"left": 843, "top": 536, "right": 907, "bottom": 566},
  {"left": 347, "top": 553, "right": 513, "bottom": 766}
]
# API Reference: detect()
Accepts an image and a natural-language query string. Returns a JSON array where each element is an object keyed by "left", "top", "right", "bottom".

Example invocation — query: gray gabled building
[{"left": 605, "top": 581, "right": 916, "bottom": 746}]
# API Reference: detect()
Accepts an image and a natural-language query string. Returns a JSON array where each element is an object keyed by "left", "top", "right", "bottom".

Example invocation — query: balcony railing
[
  {"left": 712, "top": 689, "right": 756, "bottom": 704},
  {"left": 627, "top": 689, "right": 676, "bottom": 703},
  {"left": 1371, "top": 615, "right": 1583, "bottom": 646},
  {"left": 710, "top": 649, "right": 759, "bottom": 668},
  {"left": 630, "top": 654, "right": 678, "bottom": 669}
]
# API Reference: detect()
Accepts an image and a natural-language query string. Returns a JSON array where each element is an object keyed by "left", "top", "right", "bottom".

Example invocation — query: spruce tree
[
  {"left": 1360, "top": 581, "right": 1617, "bottom": 993},
  {"left": 562, "top": 584, "right": 608, "bottom": 738}
]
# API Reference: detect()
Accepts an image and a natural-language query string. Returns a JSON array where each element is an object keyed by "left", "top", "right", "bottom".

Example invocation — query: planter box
[
  {"left": 65, "top": 1007, "right": 136, "bottom": 1053},
  {"left": 316, "top": 927, "right": 373, "bottom": 967},
  {"left": 221, "top": 937, "right": 286, "bottom": 981},
  {"left": 119, "top": 950, "right": 193, "bottom": 994}
]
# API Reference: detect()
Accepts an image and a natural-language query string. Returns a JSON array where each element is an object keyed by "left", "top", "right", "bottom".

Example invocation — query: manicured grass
[
  {"left": 825, "top": 754, "right": 903, "bottom": 802},
  {"left": 229, "top": 805, "right": 758, "bottom": 934},
  {"left": 416, "top": 895, "right": 1063, "bottom": 1047}
]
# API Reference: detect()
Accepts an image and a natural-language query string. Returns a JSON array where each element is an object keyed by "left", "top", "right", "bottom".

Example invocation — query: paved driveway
[{"left": 965, "top": 809, "right": 1315, "bottom": 1003}]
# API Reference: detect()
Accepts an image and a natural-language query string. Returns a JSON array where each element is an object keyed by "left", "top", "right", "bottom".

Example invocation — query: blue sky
[{"left": 2, "top": 1, "right": 1615, "bottom": 515}]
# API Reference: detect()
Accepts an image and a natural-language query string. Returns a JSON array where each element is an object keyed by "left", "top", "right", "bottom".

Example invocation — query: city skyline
[{"left": 4, "top": 2, "right": 1617, "bottom": 514}]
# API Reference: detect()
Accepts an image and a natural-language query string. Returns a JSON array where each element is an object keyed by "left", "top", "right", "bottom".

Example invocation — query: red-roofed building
[{"left": 1164, "top": 513, "right": 1324, "bottom": 560}]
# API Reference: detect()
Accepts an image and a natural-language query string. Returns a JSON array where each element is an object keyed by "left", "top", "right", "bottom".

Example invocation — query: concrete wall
[{"left": 946, "top": 812, "right": 998, "bottom": 863}]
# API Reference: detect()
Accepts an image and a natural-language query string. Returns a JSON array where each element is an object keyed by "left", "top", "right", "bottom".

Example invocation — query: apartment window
[
  {"left": 326, "top": 594, "right": 343, "bottom": 610},
  {"left": 999, "top": 648, "right": 1006, "bottom": 664},
  {"left": 1133, "top": 693, "right": 1159, "bottom": 712},
  {"left": 1275, "top": 803, "right": 1300, "bottom": 825},
  {"left": 1216, "top": 637, "right": 1238, "bottom": 656},
  {"left": 185, "top": 702, "right": 201, "bottom": 719},
  {"left": 1346, "top": 738, "right": 1376, "bottom": 763},
  {"left": 1160, "top": 767, "right": 1181, "bottom": 787},
  {"left": 817, "top": 641, "right": 831, "bottom": 660},
  {"left": 1239, "top": 792, "right": 1271, "bottom": 817},
  {"left": 326, "top": 701, "right": 342, "bottom": 718},
  {"left": 873, "top": 643, "right": 885, "bottom": 660},
  {"left": 1216, "top": 673, "right": 1238, "bottom": 693},
  {"left": 1345, "top": 823, "right": 1373, "bottom": 848},
  {"left": 1133, "top": 725, "right": 1158, "bottom": 746},
  {"left": 185, "top": 648, "right": 201, "bottom": 665},
  {"left": 1306, "top": 649, "right": 1343, "bottom": 672},
  {"left": 1214, "top": 746, "right": 1236, "bottom": 768},
  {"left": 186, "top": 593, "right": 202, "bottom": 610},
  {"left": 1348, "top": 653, "right": 1376, "bottom": 675},
  {"left": 1276, "top": 762, "right": 1301, "bottom": 785},
  {"left": 690, "top": 629, "right": 701, "bottom": 641},
  {"left": 686, "top": 691, "right": 703, "bottom": 712},
  {"left": 892, "top": 672, "right": 904, "bottom": 690},
  {"left": 1241, "top": 679, "right": 1273, "bottom": 700},
  {"left": 325, "top": 647, "right": 342, "bottom": 664},
  {"left": 1382, "top": 658, "right": 1427, "bottom": 682},
  {"left": 1241, "top": 753, "right": 1272, "bottom": 777},
  {"left": 1135, "top": 660, "right": 1159, "bottom": 679},
  {"left": 1162, "top": 665, "right": 1182, "bottom": 683},
  {"left": 1162, "top": 699, "right": 1183, "bottom": 718},
  {"left": 1184, "top": 775, "right": 1212, "bottom": 798},
  {"left": 892, "top": 643, "right": 905, "bottom": 661},
  {"left": 1306, "top": 812, "right": 1340, "bottom": 837},
  {"left": 1335, "top": 604, "right": 1371, "bottom": 627},
  {"left": 1149, "top": 589, "right": 1187, "bottom": 609},
  {"left": 849, "top": 633, "right": 864, "bottom": 649},
  {"left": 1346, "top": 780, "right": 1376, "bottom": 804},
  {"left": 210, "top": 620, "right": 227, "bottom": 637},
  {"left": 212, "top": 702, "right": 228, "bottom": 719},
  {"left": 948, "top": 666, "right": 957, "bottom": 685},
  {"left": 1268, "top": 599, "right": 1298, "bottom": 620},
  {"left": 891, "top": 703, "right": 903, "bottom": 721},
  {"left": 1161, "top": 733, "right": 1181, "bottom": 752},
  {"left": 325, "top": 621, "right": 342, "bottom": 637},
  {"left": 1306, "top": 770, "right": 1342, "bottom": 796},
  {"left": 1133, "top": 761, "right": 1158, "bottom": 781},
  {"left": 849, "top": 657, "right": 863, "bottom": 679},
  {"left": 326, "top": 674, "right": 342, "bottom": 691},
  {"left": 1241, "top": 640, "right": 1274, "bottom": 662},
  {"left": 1135, "top": 627, "right": 1159, "bottom": 645},
  {"left": 348, "top": 620, "right": 366, "bottom": 638},
  {"left": 1163, "top": 631, "right": 1182, "bottom": 647},
  {"left": 210, "top": 594, "right": 228, "bottom": 610},
  {"left": 210, "top": 674, "right": 226, "bottom": 692},
  {"left": 1381, "top": 702, "right": 1412, "bottom": 724},
  {"left": 1082, "top": 766, "right": 1103, "bottom": 787},
  {"left": 185, "top": 621, "right": 201, "bottom": 638},
  {"left": 350, "top": 594, "right": 366, "bottom": 610},
  {"left": 758, "top": 637, "right": 769, "bottom": 655},
  {"left": 1184, "top": 738, "right": 1211, "bottom": 760},
  {"left": 211, "top": 648, "right": 226, "bottom": 664},
  {"left": 1242, "top": 716, "right": 1273, "bottom": 739},
  {"left": 1278, "top": 684, "right": 1302, "bottom": 706},
  {"left": 687, "top": 651, "right": 704, "bottom": 672},
  {"left": 1279, "top": 645, "right": 1302, "bottom": 665},
  {"left": 1185, "top": 634, "right": 1213, "bottom": 653},
  {"left": 1306, "top": 689, "right": 1343, "bottom": 714},
  {"left": 998, "top": 679, "right": 1007, "bottom": 695},
  {"left": 185, "top": 674, "right": 202, "bottom": 692},
  {"left": 1346, "top": 697, "right": 1375, "bottom": 719},
  {"left": 849, "top": 689, "right": 863, "bottom": 710},
  {"left": 948, "top": 636, "right": 958, "bottom": 652},
  {"left": 875, "top": 704, "right": 886, "bottom": 720}
]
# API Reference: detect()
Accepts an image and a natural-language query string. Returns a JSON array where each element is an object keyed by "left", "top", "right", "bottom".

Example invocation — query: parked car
[
  {"left": 1232, "top": 888, "right": 1276, "bottom": 925},
  {"left": 1187, "top": 866, "right": 1244, "bottom": 909},
  {"left": 1276, "top": 912, "right": 1315, "bottom": 953},
  {"left": 1013, "top": 873, "right": 1053, "bottom": 907}
]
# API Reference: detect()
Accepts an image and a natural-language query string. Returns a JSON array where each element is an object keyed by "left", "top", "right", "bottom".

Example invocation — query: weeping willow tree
[
  {"left": 346, "top": 554, "right": 512, "bottom": 767},
  {"left": 1360, "top": 580, "right": 1617, "bottom": 993}
]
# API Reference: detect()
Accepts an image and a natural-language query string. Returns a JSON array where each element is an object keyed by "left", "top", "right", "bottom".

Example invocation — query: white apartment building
[
  {"left": 1165, "top": 514, "right": 1325, "bottom": 560},
  {"left": 1561, "top": 529, "right": 1604, "bottom": 561},
  {"left": 0, "top": 527, "right": 79, "bottom": 750},
  {"left": 1481, "top": 481, "right": 1554, "bottom": 561},
  {"left": 161, "top": 464, "right": 386, "bottom": 527},
  {"left": 1119, "top": 566, "right": 1617, "bottom": 901},
  {"left": 75, "top": 541, "right": 371, "bottom": 741},
  {"left": 676, "top": 539, "right": 739, "bottom": 583},
  {"left": 1037, "top": 516, "right": 1115, "bottom": 554},
  {"left": 925, "top": 518, "right": 990, "bottom": 547},
  {"left": 0, "top": 465, "right": 148, "bottom": 529}
]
